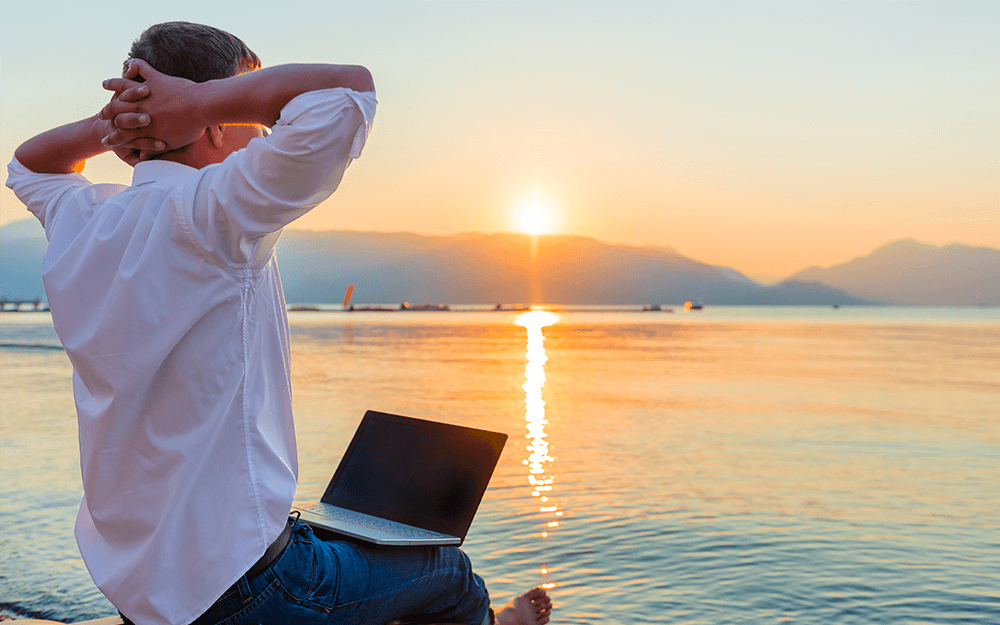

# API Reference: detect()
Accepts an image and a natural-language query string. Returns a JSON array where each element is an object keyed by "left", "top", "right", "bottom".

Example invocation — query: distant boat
[
  {"left": 400, "top": 302, "right": 451, "bottom": 311},
  {"left": 684, "top": 299, "right": 703, "bottom": 311},
  {"left": 642, "top": 304, "right": 673, "bottom": 312}
]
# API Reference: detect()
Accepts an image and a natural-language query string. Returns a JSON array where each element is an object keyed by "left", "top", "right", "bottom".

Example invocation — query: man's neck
[
  {"left": 150, "top": 144, "right": 224, "bottom": 170},
  {"left": 139, "top": 124, "right": 258, "bottom": 170}
]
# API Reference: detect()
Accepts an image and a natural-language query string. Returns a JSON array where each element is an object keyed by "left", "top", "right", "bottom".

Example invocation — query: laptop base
[{"left": 294, "top": 502, "right": 461, "bottom": 546}]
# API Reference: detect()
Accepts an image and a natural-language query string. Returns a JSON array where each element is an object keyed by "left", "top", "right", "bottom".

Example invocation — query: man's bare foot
[{"left": 494, "top": 587, "right": 552, "bottom": 625}]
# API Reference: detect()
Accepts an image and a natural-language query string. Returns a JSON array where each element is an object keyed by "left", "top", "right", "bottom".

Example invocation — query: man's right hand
[
  {"left": 99, "top": 76, "right": 163, "bottom": 165},
  {"left": 100, "top": 59, "right": 208, "bottom": 154}
]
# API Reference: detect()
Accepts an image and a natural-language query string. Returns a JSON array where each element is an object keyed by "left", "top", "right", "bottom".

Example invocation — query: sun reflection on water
[{"left": 514, "top": 310, "right": 561, "bottom": 589}]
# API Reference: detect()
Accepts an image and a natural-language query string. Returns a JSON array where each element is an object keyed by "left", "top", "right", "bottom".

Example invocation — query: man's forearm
[
  {"left": 103, "top": 61, "right": 374, "bottom": 152},
  {"left": 194, "top": 63, "right": 375, "bottom": 128},
  {"left": 14, "top": 115, "right": 110, "bottom": 174}
]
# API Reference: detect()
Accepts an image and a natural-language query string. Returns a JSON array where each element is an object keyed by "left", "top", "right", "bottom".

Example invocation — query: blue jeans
[{"left": 183, "top": 520, "right": 492, "bottom": 625}]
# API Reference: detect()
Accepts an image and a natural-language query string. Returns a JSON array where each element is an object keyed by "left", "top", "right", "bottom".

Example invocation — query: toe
[{"left": 524, "top": 587, "right": 547, "bottom": 600}]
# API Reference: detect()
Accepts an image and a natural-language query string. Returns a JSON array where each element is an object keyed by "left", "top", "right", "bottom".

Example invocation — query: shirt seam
[
  {"left": 170, "top": 184, "right": 199, "bottom": 263},
  {"left": 242, "top": 266, "right": 269, "bottom": 552}
]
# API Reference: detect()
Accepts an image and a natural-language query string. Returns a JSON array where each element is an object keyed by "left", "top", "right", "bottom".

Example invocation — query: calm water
[{"left": 2, "top": 307, "right": 998, "bottom": 624}]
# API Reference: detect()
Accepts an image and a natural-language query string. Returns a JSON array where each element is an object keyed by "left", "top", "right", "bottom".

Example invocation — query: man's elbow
[
  {"left": 346, "top": 66, "right": 375, "bottom": 93},
  {"left": 13, "top": 144, "right": 46, "bottom": 175}
]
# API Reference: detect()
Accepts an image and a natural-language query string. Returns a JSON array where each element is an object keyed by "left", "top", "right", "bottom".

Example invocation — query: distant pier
[{"left": 0, "top": 298, "right": 48, "bottom": 312}]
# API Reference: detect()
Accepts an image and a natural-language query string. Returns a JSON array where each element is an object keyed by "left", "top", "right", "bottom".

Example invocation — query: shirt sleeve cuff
[
  {"left": 273, "top": 88, "right": 378, "bottom": 160},
  {"left": 6, "top": 155, "right": 92, "bottom": 224},
  {"left": 344, "top": 91, "right": 377, "bottom": 159},
  {"left": 6, "top": 155, "right": 90, "bottom": 189}
]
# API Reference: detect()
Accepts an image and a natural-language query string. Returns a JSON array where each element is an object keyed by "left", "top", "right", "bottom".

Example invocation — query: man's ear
[{"left": 208, "top": 125, "right": 224, "bottom": 148}]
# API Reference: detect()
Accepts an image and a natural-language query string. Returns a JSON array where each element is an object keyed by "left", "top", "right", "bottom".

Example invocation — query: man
[{"left": 7, "top": 22, "right": 551, "bottom": 625}]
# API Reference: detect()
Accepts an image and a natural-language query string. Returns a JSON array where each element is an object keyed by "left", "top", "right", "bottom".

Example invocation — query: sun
[{"left": 514, "top": 193, "right": 559, "bottom": 236}]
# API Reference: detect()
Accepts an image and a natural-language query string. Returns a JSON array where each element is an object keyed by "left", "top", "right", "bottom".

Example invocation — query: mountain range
[
  {"left": 2, "top": 218, "right": 996, "bottom": 306},
  {"left": 271, "top": 230, "right": 869, "bottom": 305},
  {"left": 789, "top": 239, "right": 999, "bottom": 306}
]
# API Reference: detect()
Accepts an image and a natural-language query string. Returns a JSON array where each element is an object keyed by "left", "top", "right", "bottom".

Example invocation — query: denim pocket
[{"left": 272, "top": 526, "right": 343, "bottom": 612}]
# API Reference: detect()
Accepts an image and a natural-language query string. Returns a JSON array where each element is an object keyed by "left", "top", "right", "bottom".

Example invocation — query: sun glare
[{"left": 514, "top": 193, "right": 559, "bottom": 236}]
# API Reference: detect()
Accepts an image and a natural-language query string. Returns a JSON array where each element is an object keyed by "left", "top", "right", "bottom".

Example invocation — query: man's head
[
  {"left": 122, "top": 22, "right": 263, "bottom": 168},
  {"left": 126, "top": 21, "right": 260, "bottom": 83}
]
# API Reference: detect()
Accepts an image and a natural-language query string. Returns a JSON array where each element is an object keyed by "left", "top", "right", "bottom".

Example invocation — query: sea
[{"left": 1, "top": 306, "right": 998, "bottom": 624}]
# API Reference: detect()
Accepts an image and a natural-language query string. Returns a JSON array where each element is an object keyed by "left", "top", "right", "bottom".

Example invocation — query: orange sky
[{"left": 2, "top": 3, "right": 997, "bottom": 281}]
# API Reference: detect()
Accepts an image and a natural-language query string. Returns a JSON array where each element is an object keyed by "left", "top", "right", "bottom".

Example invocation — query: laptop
[{"left": 292, "top": 410, "right": 508, "bottom": 546}]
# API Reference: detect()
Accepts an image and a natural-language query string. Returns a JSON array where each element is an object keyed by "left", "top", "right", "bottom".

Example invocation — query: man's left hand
[{"left": 99, "top": 75, "right": 166, "bottom": 165}]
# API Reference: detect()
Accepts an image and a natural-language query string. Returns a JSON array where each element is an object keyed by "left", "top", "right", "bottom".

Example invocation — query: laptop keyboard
[{"left": 304, "top": 503, "right": 439, "bottom": 539}]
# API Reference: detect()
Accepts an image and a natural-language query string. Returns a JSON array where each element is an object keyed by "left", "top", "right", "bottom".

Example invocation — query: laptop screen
[{"left": 321, "top": 411, "right": 508, "bottom": 538}]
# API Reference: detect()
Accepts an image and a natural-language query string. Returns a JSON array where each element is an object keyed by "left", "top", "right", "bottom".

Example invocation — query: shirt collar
[{"left": 131, "top": 160, "right": 199, "bottom": 186}]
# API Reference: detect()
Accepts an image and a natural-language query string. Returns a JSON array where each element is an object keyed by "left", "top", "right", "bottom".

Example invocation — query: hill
[
  {"left": 273, "top": 230, "right": 867, "bottom": 305},
  {"left": 0, "top": 219, "right": 874, "bottom": 305},
  {"left": 788, "top": 240, "right": 1000, "bottom": 306}
]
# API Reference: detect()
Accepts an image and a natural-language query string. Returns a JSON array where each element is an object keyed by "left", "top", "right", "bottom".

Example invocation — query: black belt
[{"left": 245, "top": 520, "right": 293, "bottom": 581}]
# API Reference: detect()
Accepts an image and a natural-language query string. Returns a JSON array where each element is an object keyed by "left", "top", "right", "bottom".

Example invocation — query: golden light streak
[{"left": 515, "top": 310, "right": 563, "bottom": 589}]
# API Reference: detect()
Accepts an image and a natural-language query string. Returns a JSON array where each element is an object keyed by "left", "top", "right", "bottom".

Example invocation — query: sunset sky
[{"left": 2, "top": 1, "right": 996, "bottom": 281}]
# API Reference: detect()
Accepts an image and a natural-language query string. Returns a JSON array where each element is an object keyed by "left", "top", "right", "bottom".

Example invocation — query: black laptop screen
[{"left": 321, "top": 411, "right": 507, "bottom": 538}]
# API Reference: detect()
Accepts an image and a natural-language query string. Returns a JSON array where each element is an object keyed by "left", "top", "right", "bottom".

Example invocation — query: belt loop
[{"left": 237, "top": 574, "right": 252, "bottom": 604}]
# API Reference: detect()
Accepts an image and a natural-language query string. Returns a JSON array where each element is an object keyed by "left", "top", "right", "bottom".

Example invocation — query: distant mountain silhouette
[
  {"left": 712, "top": 266, "right": 762, "bottom": 287},
  {"left": 273, "top": 230, "right": 868, "bottom": 305},
  {"left": 788, "top": 240, "right": 1000, "bottom": 306},
  {"left": 0, "top": 219, "right": 905, "bottom": 306}
]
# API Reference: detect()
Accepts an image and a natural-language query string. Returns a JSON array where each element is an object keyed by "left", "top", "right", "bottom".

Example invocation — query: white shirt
[{"left": 6, "top": 88, "right": 377, "bottom": 625}]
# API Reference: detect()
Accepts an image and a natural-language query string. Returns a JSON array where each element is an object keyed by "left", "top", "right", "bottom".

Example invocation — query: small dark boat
[{"left": 400, "top": 302, "right": 450, "bottom": 311}]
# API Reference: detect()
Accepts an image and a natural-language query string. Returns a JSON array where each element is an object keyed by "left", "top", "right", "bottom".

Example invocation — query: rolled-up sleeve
[
  {"left": 182, "top": 88, "right": 377, "bottom": 264},
  {"left": 5, "top": 157, "right": 93, "bottom": 237}
]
